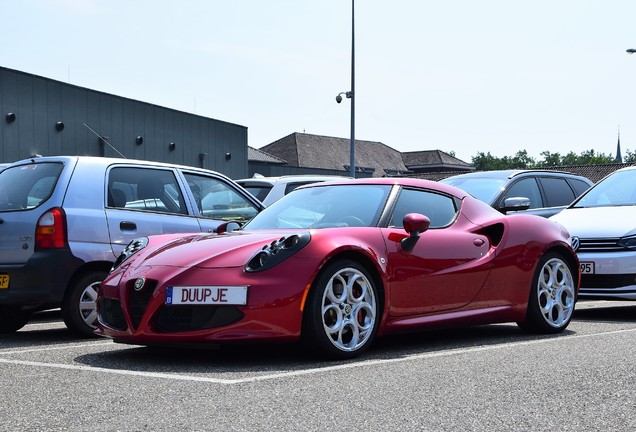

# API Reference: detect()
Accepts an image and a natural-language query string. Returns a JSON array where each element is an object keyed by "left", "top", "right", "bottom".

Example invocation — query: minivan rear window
[{"left": 0, "top": 163, "right": 64, "bottom": 211}]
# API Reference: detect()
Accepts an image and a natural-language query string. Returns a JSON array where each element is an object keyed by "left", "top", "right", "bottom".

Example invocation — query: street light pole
[
  {"left": 349, "top": 0, "right": 355, "bottom": 179},
  {"left": 336, "top": 0, "right": 355, "bottom": 178}
]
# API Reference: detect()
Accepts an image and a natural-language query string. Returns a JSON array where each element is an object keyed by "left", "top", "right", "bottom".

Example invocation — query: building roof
[
  {"left": 409, "top": 163, "right": 636, "bottom": 183},
  {"left": 401, "top": 150, "right": 474, "bottom": 171},
  {"left": 541, "top": 163, "right": 635, "bottom": 183},
  {"left": 259, "top": 132, "right": 408, "bottom": 177},
  {"left": 247, "top": 146, "right": 287, "bottom": 164}
]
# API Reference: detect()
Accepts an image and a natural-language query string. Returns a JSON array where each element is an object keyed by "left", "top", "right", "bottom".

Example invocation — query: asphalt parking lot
[{"left": 2, "top": 300, "right": 636, "bottom": 431}]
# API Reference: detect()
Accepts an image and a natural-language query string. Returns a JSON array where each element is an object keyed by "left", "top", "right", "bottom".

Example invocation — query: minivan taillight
[{"left": 35, "top": 207, "right": 67, "bottom": 249}]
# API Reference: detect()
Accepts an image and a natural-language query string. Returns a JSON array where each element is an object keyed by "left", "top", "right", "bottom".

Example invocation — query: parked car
[
  {"left": 0, "top": 156, "right": 264, "bottom": 335},
  {"left": 96, "top": 177, "right": 579, "bottom": 359},
  {"left": 235, "top": 174, "right": 348, "bottom": 206},
  {"left": 440, "top": 170, "right": 593, "bottom": 217},
  {"left": 550, "top": 165, "right": 636, "bottom": 300}
]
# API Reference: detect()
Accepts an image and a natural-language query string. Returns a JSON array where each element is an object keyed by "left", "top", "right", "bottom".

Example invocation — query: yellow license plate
[{"left": 0, "top": 274, "right": 9, "bottom": 289}]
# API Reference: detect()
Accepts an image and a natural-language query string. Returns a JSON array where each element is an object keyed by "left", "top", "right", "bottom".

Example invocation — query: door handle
[
  {"left": 120, "top": 221, "right": 137, "bottom": 231},
  {"left": 473, "top": 238, "right": 485, "bottom": 247}
]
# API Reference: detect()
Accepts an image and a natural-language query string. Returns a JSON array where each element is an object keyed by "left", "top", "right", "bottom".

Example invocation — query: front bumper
[
  {"left": 96, "top": 264, "right": 314, "bottom": 345},
  {"left": 577, "top": 250, "right": 636, "bottom": 300}
]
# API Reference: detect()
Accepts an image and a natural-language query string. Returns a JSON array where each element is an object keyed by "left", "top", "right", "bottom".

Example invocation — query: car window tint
[
  {"left": 284, "top": 182, "right": 315, "bottom": 195},
  {"left": 569, "top": 178, "right": 591, "bottom": 196},
  {"left": 502, "top": 178, "right": 542, "bottom": 209},
  {"left": 108, "top": 167, "right": 187, "bottom": 215},
  {"left": 184, "top": 173, "right": 259, "bottom": 223},
  {"left": 538, "top": 177, "right": 576, "bottom": 207},
  {"left": 0, "top": 162, "right": 63, "bottom": 210},
  {"left": 241, "top": 184, "right": 272, "bottom": 202},
  {"left": 390, "top": 188, "right": 457, "bottom": 229}
]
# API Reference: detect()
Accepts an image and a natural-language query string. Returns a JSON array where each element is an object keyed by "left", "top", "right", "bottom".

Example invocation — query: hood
[
  {"left": 551, "top": 206, "right": 636, "bottom": 238},
  {"left": 142, "top": 230, "right": 307, "bottom": 269}
]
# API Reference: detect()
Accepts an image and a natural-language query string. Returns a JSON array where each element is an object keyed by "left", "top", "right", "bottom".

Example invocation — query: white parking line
[
  {"left": 1, "top": 327, "right": 635, "bottom": 385},
  {"left": 0, "top": 341, "right": 113, "bottom": 356}
]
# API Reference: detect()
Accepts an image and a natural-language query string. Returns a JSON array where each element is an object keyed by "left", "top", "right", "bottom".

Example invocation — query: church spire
[{"left": 616, "top": 125, "right": 623, "bottom": 163}]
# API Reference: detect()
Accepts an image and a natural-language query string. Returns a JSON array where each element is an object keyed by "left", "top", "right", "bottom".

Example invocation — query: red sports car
[{"left": 96, "top": 178, "right": 579, "bottom": 359}]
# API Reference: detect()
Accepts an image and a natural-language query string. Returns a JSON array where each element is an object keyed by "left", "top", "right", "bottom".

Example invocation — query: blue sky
[{"left": 3, "top": 0, "right": 636, "bottom": 163}]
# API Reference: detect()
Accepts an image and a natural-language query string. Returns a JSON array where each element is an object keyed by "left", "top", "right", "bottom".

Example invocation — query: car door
[
  {"left": 383, "top": 188, "right": 493, "bottom": 316},
  {"left": 104, "top": 165, "right": 202, "bottom": 257},
  {"left": 536, "top": 176, "right": 579, "bottom": 216}
]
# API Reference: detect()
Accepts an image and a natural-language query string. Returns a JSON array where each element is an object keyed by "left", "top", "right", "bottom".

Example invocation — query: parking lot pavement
[
  {"left": 2, "top": 301, "right": 636, "bottom": 384},
  {"left": 2, "top": 301, "right": 636, "bottom": 430}
]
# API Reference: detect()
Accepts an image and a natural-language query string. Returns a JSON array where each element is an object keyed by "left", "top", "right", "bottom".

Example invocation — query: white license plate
[
  {"left": 166, "top": 286, "right": 248, "bottom": 305},
  {"left": 580, "top": 262, "right": 595, "bottom": 274}
]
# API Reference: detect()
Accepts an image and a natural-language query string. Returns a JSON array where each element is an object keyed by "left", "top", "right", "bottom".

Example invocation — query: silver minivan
[{"left": 0, "top": 156, "right": 263, "bottom": 336}]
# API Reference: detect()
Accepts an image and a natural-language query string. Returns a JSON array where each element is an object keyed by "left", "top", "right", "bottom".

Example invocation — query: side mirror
[
  {"left": 401, "top": 213, "right": 430, "bottom": 252},
  {"left": 215, "top": 221, "right": 241, "bottom": 234},
  {"left": 500, "top": 197, "right": 530, "bottom": 214}
]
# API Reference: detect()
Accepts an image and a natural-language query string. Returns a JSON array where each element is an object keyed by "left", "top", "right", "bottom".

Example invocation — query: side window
[
  {"left": 503, "top": 178, "right": 542, "bottom": 209},
  {"left": 284, "top": 181, "right": 315, "bottom": 195},
  {"left": 107, "top": 167, "right": 187, "bottom": 215},
  {"left": 242, "top": 184, "right": 272, "bottom": 202},
  {"left": 390, "top": 188, "right": 458, "bottom": 229},
  {"left": 568, "top": 178, "right": 591, "bottom": 197},
  {"left": 538, "top": 177, "right": 576, "bottom": 207},
  {"left": 183, "top": 173, "right": 259, "bottom": 223}
]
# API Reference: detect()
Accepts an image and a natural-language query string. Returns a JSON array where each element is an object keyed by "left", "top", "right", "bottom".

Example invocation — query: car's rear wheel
[
  {"left": 518, "top": 252, "right": 576, "bottom": 333},
  {"left": 0, "top": 305, "right": 31, "bottom": 333},
  {"left": 302, "top": 260, "right": 379, "bottom": 359},
  {"left": 62, "top": 270, "right": 108, "bottom": 337}
]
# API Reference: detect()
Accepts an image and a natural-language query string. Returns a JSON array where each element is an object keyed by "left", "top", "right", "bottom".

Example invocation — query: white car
[
  {"left": 236, "top": 175, "right": 349, "bottom": 206},
  {"left": 550, "top": 166, "right": 636, "bottom": 300}
]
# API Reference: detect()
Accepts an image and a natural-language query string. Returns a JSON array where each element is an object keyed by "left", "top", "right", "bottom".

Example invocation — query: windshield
[
  {"left": 244, "top": 184, "right": 391, "bottom": 230},
  {"left": 440, "top": 177, "right": 506, "bottom": 204},
  {"left": 573, "top": 169, "right": 636, "bottom": 208}
]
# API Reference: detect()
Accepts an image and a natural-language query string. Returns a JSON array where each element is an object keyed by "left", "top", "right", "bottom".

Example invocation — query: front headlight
[
  {"left": 245, "top": 232, "right": 311, "bottom": 272},
  {"left": 111, "top": 237, "right": 149, "bottom": 271}
]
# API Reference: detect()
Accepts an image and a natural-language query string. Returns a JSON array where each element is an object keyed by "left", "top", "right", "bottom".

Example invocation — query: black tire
[
  {"left": 62, "top": 270, "right": 108, "bottom": 337},
  {"left": 302, "top": 259, "right": 380, "bottom": 359},
  {"left": 0, "top": 305, "right": 31, "bottom": 333},
  {"left": 517, "top": 252, "right": 576, "bottom": 334}
]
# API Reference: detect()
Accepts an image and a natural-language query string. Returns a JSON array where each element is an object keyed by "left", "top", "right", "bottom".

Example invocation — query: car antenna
[{"left": 83, "top": 122, "right": 127, "bottom": 158}]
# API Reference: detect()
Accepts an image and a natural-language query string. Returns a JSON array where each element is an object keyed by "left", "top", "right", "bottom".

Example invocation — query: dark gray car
[
  {"left": 0, "top": 156, "right": 263, "bottom": 336},
  {"left": 440, "top": 169, "right": 593, "bottom": 218}
]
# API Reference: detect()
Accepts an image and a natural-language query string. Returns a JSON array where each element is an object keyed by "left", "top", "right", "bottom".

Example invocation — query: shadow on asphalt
[
  {"left": 6, "top": 304, "right": 629, "bottom": 373},
  {"left": 70, "top": 323, "right": 575, "bottom": 374},
  {"left": 0, "top": 309, "right": 96, "bottom": 346},
  {"left": 574, "top": 302, "right": 636, "bottom": 322}
]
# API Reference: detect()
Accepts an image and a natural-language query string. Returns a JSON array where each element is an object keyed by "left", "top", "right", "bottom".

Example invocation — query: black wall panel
[{"left": 0, "top": 66, "right": 248, "bottom": 178}]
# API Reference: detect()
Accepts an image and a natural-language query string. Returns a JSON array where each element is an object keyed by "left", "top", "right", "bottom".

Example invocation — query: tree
[
  {"left": 537, "top": 151, "right": 562, "bottom": 167},
  {"left": 471, "top": 152, "right": 509, "bottom": 171},
  {"left": 509, "top": 150, "right": 536, "bottom": 169},
  {"left": 469, "top": 148, "right": 619, "bottom": 170},
  {"left": 624, "top": 149, "right": 636, "bottom": 163}
]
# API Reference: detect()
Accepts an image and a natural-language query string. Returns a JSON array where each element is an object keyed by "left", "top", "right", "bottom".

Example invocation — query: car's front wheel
[
  {"left": 62, "top": 270, "right": 108, "bottom": 337},
  {"left": 302, "top": 260, "right": 379, "bottom": 359},
  {"left": 518, "top": 252, "right": 576, "bottom": 333}
]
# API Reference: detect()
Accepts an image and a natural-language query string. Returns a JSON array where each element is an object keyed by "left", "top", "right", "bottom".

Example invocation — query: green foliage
[
  {"left": 623, "top": 149, "right": 636, "bottom": 163},
  {"left": 471, "top": 149, "right": 617, "bottom": 170}
]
